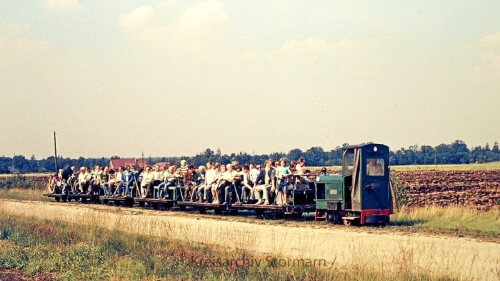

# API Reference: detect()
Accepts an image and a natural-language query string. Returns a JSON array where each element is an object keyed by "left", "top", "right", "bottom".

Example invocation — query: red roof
[
  {"left": 154, "top": 162, "right": 171, "bottom": 168},
  {"left": 109, "top": 158, "right": 146, "bottom": 170}
]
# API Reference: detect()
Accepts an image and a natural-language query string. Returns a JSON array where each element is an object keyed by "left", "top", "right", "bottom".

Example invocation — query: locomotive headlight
[
  {"left": 316, "top": 176, "right": 320, "bottom": 182},
  {"left": 373, "top": 146, "right": 378, "bottom": 152}
]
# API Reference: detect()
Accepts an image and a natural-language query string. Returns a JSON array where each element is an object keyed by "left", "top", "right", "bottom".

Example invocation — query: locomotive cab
[
  {"left": 342, "top": 143, "right": 390, "bottom": 225},
  {"left": 315, "top": 143, "right": 391, "bottom": 225}
]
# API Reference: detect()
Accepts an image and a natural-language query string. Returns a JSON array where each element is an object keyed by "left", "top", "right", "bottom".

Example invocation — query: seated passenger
[
  {"left": 140, "top": 166, "right": 155, "bottom": 198},
  {"left": 159, "top": 165, "right": 177, "bottom": 199},
  {"left": 191, "top": 165, "right": 206, "bottom": 202},
  {"left": 183, "top": 165, "right": 197, "bottom": 201},
  {"left": 110, "top": 166, "right": 123, "bottom": 195},
  {"left": 89, "top": 165, "right": 103, "bottom": 195},
  {"left": 212, "top": 163, "right": 225, "bottom": 204},
  {"left": 116, "top": 165, "right": 135, "bottom": 197},
  {"left": 48, "top": 173, "right": 58, "bottom": 194},
  {"left": 77, "top": 167, "right": 90, "bottom": 194},
  {"left": 254, "top": 159, "right": 275, "bottom": 205},
  {"left": 295, "top": 158, "right": 311, "bottom": 190},
  {"left": 222, "top": 164, "right": 237, "bottom": 204},
  {"left": 198, "top": 162, "right": 216, "bottom": 203},
  {"left": 101, "top": 166, "right": 111, "bottom": 196},
  {"left": 240, "top": 165, "right": 254, "bottom": 203},
  {"left": 152, "top": 165, "right": 163, "bottom": 198},
  {"left": 68, "top": 166, "right": 78, "bottom": 193}
]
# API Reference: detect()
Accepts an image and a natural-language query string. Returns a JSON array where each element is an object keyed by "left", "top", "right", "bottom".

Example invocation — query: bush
[{"left": 390, "top": 174, "right": 409, "bottom": 207}]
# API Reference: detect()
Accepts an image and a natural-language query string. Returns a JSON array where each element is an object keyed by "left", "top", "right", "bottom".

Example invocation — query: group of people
[{"left": 48, "top": 158, "right": 314, "bottom": 206}]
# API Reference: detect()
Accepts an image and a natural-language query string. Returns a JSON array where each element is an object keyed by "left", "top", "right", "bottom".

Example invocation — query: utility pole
[{"left": 54, "top": 131, "right": 58, "bottom": 173}]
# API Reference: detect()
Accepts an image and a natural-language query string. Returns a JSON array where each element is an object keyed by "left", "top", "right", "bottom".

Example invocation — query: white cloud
[
  {"left": 44, "top": 0, "right": 82, "bottom": 11},
  {"left": 179, "top": 0, "right": 228, "bottom": 27},
  {"left": 118, "top": 6, "right": 156, "bottom": 29},
  {"left": 473, "top": 32, "right": 500, "bottom": 77}
]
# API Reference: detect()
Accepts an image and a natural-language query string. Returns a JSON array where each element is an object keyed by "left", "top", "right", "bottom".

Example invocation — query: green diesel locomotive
[{"left": 315, "top": 143, "right": 391, "bottom": 225}]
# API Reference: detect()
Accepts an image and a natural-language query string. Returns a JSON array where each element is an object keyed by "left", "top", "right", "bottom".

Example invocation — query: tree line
[{"left": 1, "top": 140, "right": 498, "bottom": 174}]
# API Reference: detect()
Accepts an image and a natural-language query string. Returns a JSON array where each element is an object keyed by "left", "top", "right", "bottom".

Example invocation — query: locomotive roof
[{"left": 341, "top": 143, "right": 388, "bottom": 150}]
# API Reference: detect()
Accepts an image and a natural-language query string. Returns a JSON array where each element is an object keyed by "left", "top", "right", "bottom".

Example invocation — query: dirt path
[{"left": 1, "top": 199, "right": 498, "bottom": 280}]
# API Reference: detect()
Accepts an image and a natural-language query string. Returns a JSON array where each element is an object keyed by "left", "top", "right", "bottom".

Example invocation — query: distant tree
[
  {"left": 305, "top": 147, "right": 326, "bottom": 166},
  {"left": 288, "top": 149, "right": 304, "bottom": 162},
  {"left": 419, "top": 145, "right": 435, "bottom": 164},
  {"left": 450, "top": 140, "right": 470, "bottom": 164}
]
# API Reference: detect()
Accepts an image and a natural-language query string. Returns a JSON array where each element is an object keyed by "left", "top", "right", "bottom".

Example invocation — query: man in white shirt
[
  {"left": 198, "top": 162, "right": 216, "bottom": 203},
  {"left": 222, "top": 164, "right": 237, "bottom": 204},
  {"left": 140, "top": 166, "right": 155, "bottom": 198},
  {"left": 78, "top": 167, "right": 90, "bottom": 194}
]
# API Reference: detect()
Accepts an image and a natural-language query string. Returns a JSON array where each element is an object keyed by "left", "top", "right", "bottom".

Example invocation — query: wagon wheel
[
  {"left": 343, "top": 219, "right": 352, "bottom": 226},
  {"left": 255, "top": 209, "right": 265, "bottom": 219},
  {"left": 179, "top": 205, "right": 186, "bottom": 211},
  {"left": 274, "top": 212, "right": 285, "bottom": 220},
  {"left": 214, "top": 208, "right": 222, "bottom": 215},
  {"left": 152, "top": 203, "right": 159, "bottom": 210},
  {"left": 138, "top": 201, "right": 145, "bottom": 208},
  {"left": 55, "top": 197, "right": 61, "bottom": 202},
  {"left": 199, "top": 208, "right": 206, "bottom": 214},
  {"left": 293, "top": 211, "right": 303, "bottom": 220},
  {"left": 230, "top": 209, "right": 238, "bottom": 216}
]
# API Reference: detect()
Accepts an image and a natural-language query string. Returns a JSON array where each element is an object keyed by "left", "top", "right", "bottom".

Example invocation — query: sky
[{"left": 1, "top": 0, "right": 499, "bottom": 158}]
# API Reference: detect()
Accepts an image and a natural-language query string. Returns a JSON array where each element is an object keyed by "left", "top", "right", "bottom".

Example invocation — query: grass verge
[
  {"left": 0, "top": 213, "right": 459, "bottom": 281},
  {"left": 391, "top": 205, "right": 500, "bottom": 239},
  {"left": 0, "top": 188, "right": 52, "bottom": 202}
]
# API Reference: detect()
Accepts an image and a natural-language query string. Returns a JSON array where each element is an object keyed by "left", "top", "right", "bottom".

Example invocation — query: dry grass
[
  {"left": 0, "top": 212, "right": 466, "bottom": 281},
  {"left": 1, "top": 200, "right": 498, "bottom": 281},
  {"left": 392, "top": 205, "right": 500, "bottom": 235}
]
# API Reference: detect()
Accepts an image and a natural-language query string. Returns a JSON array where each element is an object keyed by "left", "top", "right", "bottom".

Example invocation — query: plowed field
[{"left": 394, "top": 170, "right": 500, "bottom": 209}]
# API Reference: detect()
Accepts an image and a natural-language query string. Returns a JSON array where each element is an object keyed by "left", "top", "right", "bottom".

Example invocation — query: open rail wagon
[{"left": 315, "top": 143, "right": 391, "bottom": 225}]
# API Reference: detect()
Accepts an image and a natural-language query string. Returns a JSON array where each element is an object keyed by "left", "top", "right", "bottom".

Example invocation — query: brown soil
[{"left": 394, "top": 170, "right": 500, "bottom": 209}]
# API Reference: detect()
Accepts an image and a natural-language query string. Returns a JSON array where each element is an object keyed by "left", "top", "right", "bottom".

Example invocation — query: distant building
[
  {"left": 154, "top": 162, "right": 171, "bottom": 169},
  {"left": 109, "top": 158, "right": 146, "bottom": 170}
]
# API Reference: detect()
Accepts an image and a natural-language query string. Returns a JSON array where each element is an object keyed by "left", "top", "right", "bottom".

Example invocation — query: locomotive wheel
[
  {"left": 327, "top": 212, "right": 339, "bottom": 224},
  {"left": 343, "top": 219, "right": 352, "bottom": 226}
]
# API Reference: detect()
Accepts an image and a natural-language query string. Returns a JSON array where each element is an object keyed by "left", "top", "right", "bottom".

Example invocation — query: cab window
[{"left": 366, "top": 158, "right": 384, "bottom": 176}]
